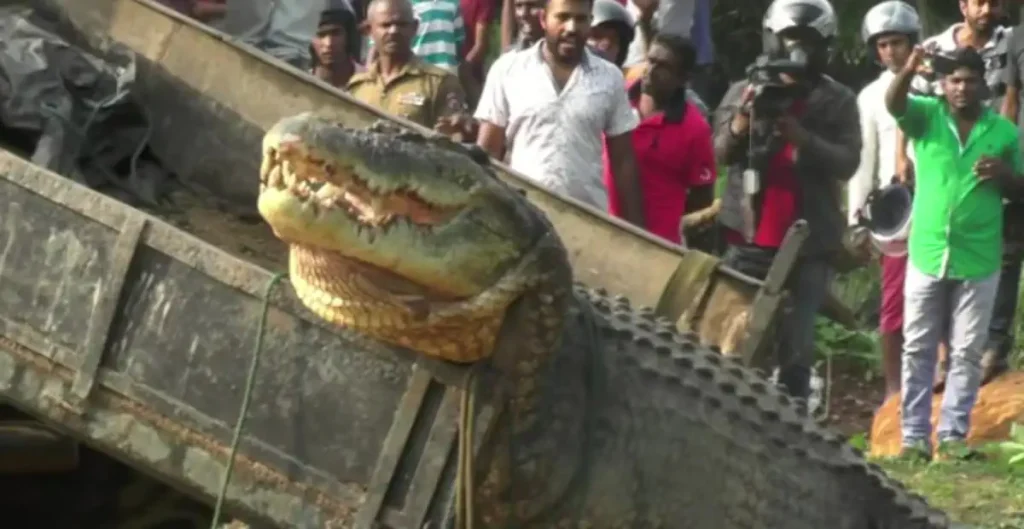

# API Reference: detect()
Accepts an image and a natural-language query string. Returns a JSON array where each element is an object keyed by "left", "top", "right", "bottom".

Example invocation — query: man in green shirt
[{"left": 886, "top": 45, "right": 1024, "bottom": 461}]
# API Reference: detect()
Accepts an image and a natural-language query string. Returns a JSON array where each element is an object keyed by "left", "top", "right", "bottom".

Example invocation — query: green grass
[
  {"left": 874, "top": 458, "right": 1024, "bottom": 528},
  {"left": 827, "top": 266, "right": 1024, "bottom": 527},
  {"left": 847, "top": 427, "right": 1024, "bottom": 527}
]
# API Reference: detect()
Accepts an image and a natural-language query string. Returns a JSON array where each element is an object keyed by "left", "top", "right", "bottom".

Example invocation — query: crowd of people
[{"left": 162, "top": 0, "right": 1024, "bottom": 463}]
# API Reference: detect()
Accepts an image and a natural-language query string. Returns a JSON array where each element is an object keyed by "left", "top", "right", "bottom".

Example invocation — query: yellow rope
[{"left": 455, "top": 367, "right": 478, "bottom": 529}]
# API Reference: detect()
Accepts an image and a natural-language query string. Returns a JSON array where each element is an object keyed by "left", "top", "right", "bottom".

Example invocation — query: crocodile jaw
[
  {"left": 257, "top": 116, "right": 544, "bottom": 361},
  {"left": 257, "top": 117, "right": 523, "bottom": 300}
]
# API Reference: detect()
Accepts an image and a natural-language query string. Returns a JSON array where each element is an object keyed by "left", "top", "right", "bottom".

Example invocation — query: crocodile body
[{"left": 256, "top": 114, "right": 951, "bottom": 528}]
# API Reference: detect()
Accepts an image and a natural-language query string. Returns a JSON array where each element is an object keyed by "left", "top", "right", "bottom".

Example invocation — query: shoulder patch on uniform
[{"left": 444, "top": 90, "right": 465, "bottom": 112}]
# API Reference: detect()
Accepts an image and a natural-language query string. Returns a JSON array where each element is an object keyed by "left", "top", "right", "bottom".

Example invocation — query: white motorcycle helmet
[
  {"left": 861, "top": 1, "right": 922, "bottom": 65},
  {"left": 861, "top": 183, "right": 913, "bottom": 257}
]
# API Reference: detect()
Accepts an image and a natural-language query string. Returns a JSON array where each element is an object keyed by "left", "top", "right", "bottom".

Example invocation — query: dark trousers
[
  {"left": 722, "top": 244, "right": 833, "bottom": 400},
  {"left": 986, "top": 256, "right": 1021, "bottom": 363}
]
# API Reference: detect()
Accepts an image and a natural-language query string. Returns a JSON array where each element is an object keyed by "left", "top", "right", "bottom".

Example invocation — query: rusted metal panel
[
  {"left": 0, "top": 152, "right": 470, "bottom": 527},
  {"left": 59, "top": 213, "right": 147, "bottom": 413}
]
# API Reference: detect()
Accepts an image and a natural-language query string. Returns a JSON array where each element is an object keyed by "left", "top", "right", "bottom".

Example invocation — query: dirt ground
[
  {"left": 820, "top": 359, "right": 887, "bottom": 438},
  {"left": 146, "top": 184, "right": 289, "bottom": 272}
]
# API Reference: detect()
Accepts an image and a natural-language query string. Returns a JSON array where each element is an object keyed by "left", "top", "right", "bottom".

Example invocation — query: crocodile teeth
[
  {"left": 282, "top": 161, "right": 296, "bottom": 187},
  {"left": 267, "top": 165, "right": 284, "bottom": 188},
  {"left": 315, "top": 185, "right": 342, "bottom": 200},
  {"left": 294, "top": 181, "right": 312, "bottom": 199}
]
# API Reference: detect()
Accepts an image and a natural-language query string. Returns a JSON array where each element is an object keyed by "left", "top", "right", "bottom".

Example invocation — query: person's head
[
  {"left": 514, "top": 0, "right": 544, "bottom": 43},
  {"left": 541, "top": 0, "right": 593, "bottom": 65},
  {"left": 312, "top": 5, "right": 358, "bottom": 68},
  {"left": 641, "top": 34, "right": 696, "bottom": 102},
  {"left": 587, "top": 0, "right": 634, "bottom": 66},
  {"left": 761, "top": 0, "right": 837, "bottom": 76},
  {"left": 364, "top": 0, "right": 418, "bottom": 58},
  {"left": 960, "top": 0, "right": 1003, "bottom": 38},
  {"left": 940, "top": 47, "right": 986, "bottom": 112},
  {"left": 861, "top": 1, "right": 920, "bottom": 72}
]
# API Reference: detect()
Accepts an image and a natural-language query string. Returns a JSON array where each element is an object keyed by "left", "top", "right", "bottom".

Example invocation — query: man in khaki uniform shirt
[{"left": 349, "top": 0, "right": 467, "bottom": 128}]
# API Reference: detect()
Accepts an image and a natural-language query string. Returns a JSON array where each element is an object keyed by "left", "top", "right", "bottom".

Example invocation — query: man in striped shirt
[{"left": 410, "top": 0, "right": 466, "bottom": 73}]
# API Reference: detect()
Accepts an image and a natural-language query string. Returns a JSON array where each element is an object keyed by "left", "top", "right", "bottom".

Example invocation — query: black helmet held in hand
[{"left": 861, "top": 183, "right": 913, "bottom": 258}]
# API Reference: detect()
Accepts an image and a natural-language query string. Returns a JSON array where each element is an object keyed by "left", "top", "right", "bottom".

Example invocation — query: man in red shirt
[
  {"left": 602, "top": 33, "right": 714, "bottom": 246},
  {"left": 459, "top": 0, "right": 494, "bottom": 105}
]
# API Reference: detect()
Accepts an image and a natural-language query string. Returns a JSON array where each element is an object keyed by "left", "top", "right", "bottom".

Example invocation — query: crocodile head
[{"left": 258, "top": 114, "right": 558, "bottom": 362}]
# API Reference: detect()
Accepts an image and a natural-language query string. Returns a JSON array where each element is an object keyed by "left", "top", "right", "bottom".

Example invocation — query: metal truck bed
[
  {"left": 0, "top": 149, "right": 480, "bottom": 527},
  {"left": 0, "top": 0, "right": 847, "bottom": 527}
]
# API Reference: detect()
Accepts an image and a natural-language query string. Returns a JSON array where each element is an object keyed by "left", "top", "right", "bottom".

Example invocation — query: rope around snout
[
  {"left": 206, "top": 270, "right": 483, "bottom": 529},
  {"left": 209, "top": 271, "right": 287, "bottom": 528}
]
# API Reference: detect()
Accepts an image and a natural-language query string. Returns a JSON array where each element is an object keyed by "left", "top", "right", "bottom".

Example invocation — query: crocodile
[{"left": 256, "top": 113, "right": 951, "bottom": 529}]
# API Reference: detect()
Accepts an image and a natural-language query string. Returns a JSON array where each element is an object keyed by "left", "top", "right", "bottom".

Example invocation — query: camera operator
[{"left": 712, "top": 0, "right": 860, "bottom": 402}]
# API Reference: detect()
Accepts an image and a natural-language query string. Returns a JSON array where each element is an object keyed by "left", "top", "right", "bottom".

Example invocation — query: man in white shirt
[
  {"left": 848, "top": 0, "right": 921, "bottom": 400},
  {"left": 475, "top": 0, "right": 646, "bottom": 227}
]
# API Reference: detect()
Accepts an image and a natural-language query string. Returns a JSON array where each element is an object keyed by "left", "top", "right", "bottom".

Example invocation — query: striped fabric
[
  {"left": 911, "top": 23, "right": 1013, "bottom": 110},
  {"left": 411, "top": 0, "right": 465, "bottom": 73}
]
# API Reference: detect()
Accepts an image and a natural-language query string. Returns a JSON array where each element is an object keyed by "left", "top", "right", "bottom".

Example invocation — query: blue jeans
[{"left": 901, "top": 263, "right": 1000, "bottom": 447}]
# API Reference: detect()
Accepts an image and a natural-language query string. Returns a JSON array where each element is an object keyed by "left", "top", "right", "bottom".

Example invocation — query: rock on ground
[{"left": 870, "top": 370, "right": 1024, "bottom": 457}]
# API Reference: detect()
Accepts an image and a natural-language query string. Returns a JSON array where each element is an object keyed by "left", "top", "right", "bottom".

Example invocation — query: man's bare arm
[
  {"left": 466, "top": 21, "right": 490, "bottom": 64},
  {"left": 1002, "top": 29, "right": 1021, "bottom": 122},
  {"left": 606, "top": 132, "right": 646, "bottom": 228},
  {"left": 712, "top": 81, "right": 752, "bottom": 165},
  {"left": 895, "top": 128, "right": 914, "bottom": 185},
  {"left": 1003, "top": 84, "right": 1020, "bottom": 122},
  {"left": 476, "top": 121, "right": 507, "bottom": 161},
  {"left": 192, "top": 0, "right": 226, "bottom": 21},
  {"left": 500, "top": 0, "right": 515, "bottom": 50},
  {"left": 886, "top": 46, "right": 923, "bottom": 118},
  {"left": 632, "top": 0, "right": 658, "bottom": 57}
]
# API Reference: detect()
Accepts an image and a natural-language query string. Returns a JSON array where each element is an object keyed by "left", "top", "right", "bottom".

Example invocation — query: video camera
[
  {"left": 736, "top": 47, "right": 813, "bottom": 240},
  {"left": 739, "top": 47, "right": 812, "bottom": 179},
  {"left": 744, "top": 48, "right": 811, "bottom": 119}
]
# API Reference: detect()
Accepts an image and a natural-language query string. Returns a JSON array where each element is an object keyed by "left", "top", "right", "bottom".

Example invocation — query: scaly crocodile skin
[{"left": 257, "top": 114, "right": 952, "bottom": 528}]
